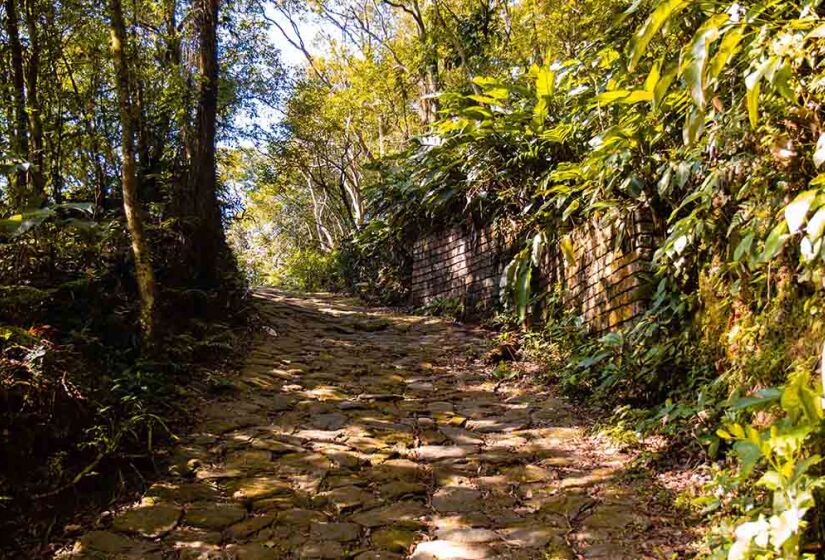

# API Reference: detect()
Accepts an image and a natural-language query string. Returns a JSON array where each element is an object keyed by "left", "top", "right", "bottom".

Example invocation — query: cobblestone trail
[{"left": 62, "top": 290, "right": 684, "bottom": 559}]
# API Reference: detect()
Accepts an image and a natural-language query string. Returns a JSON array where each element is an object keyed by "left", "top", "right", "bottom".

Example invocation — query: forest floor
[{"left": 57, "top": 290, "right": 695, "bottom": 559}]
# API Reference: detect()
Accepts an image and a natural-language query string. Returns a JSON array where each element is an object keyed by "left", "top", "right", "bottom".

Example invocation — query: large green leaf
[
  {"left": 733, "top": 232, "right": 754, "bottom": 262},
  {"left": 745, "top": 58, "right": 774, "bottom": 129},
  {"left": 683, "top": 107, "right": 705, "bottom": 145},
  {"left": 731, "top": 387, "right": 782, "bottom": 410},
  {"left": 536, "top": 67, "right": 555, "bottom": 99},
  {"left": 644, "top": 58, "right": 662, "bottom": 92},
  {"left": 745, "top": 74, "right": 761, "bottom": 129},
  {"left": 516, "top": 261, "right": 532, "bottom": 323},
  {"left": 0, "top": 208, "right": 55, "bottom": 239},
  {"left": 682, "top": 14, "right": 728, "bottom": 108},
  {"left": 814, "top": 134, "right": 825, "bottom": 168},
  {"left": 806, "top": 207, "right": 825, "bottom": 241},
  {"left": 733, "top": 440, "right": 763, "bottom": 477},
  {"left": 628, "top": 0, "right": 690, "bottom": 71},
  {"left": 708, "top": 26, "right": 744, "bottom": 79},
  {"left": 653, "top": 61, "right": 678, "bottom": 110},
  {"left": 760, "top": 221, "right": 789, "bottom": 262},
  {"left": 560, "top": 235, "right": 576, "bottom": 266},
  {"left": 784, "top": 190, "right": 816, "bottom": 234},
  {"left": 596, "top": 90, "right": 631, "bottom": 104}
]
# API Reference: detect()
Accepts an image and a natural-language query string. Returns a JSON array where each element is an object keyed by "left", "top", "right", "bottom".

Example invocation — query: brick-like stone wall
[
  {"left": 548, "top": 211, "right": 656, "bottom": 331},
  {"left": 410, "top": 212, "right": 655, "bottom": 330},
  {"left": 410, "top": 226, "right": 514, "bottom": 317}
]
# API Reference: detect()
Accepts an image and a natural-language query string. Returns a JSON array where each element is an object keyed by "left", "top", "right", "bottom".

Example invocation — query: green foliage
[
  {"left": 707, "top": 375, "right": 825, "bottom": 559},
  {"left": 414, "top": 296, "right": 465, "bottom": 320},
  {"left": 273, "top": 249, "right": 343, "bottom": 292}
]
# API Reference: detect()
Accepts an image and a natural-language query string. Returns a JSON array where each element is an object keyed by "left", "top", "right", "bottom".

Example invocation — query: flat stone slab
[
  {"left": 227, "top": 476, "right": 293, "bottom": 502},
  {"left": 226, "top": 543, "right": 286, "bottom": 560},
  {"left": 371, "top": 527, "right": 419, "bottom": 552},
  {"left": 434, "top": 528, "right": 500, "bottom": 543},
  {"left": 378, "top": 481, "right": 427, "bottom": 500},
  {"left": 225, "top": 514, "right": 277, "bottom": 539},
  {"left": 350, "top": 501, "right": 428, "bottom": 528},
  {"left": 319, "top": 485, "right": 377, "bottom": 513},
  {"left": 309, "top": 521, "right": 361, "bottom": 542},
  {"left": 145, "top": 482, "right": 219, "bottom": 504},
  {"left": 499, "top": 524, "right": 566, "bottom": 548},
  {"left": 74, "top": 531, "right": 149, "bottom": 555},
  {"left": 298, "top": 540, "right": 345, "bottom": 559},
  {"left": 410, "top": 540, "right": 495, "bottom": 559},
  {"left": 411, "top": 445, "right": 476, "bottom": 462},
  {"left": 432, "top": 487, "right": 482, "bottom": 513},
  {"left": 310, "top": 412, "right": 349, "bottom": 430},
  {"left": 112, "top": 503, "right": 182, "bottom": 538},
  {"left": 184, "top": 503, "right": 246, "bottom": 530},
  {"left": 277, "top": 508, "right": 328, "bottom": 527},
  {"left": 354, "top": 552, "right": 405, "bottom": 560}
]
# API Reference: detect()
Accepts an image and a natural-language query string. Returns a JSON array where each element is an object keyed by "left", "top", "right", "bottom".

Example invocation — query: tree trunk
[
  {"left": 24, "top": 0, "right": 45, "bottom": 200},
  {"left": 183, "top": 0, "right": 229, "bottom": 286},
  {"left": 4, "top": 0, "right": 30, "bottom": 207},
  {"left": 108, "top": 0, "right": 158, "bottom": 345}
]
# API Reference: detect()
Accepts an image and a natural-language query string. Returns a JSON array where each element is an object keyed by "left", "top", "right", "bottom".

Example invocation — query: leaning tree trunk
[{"left": 108, "top": 0, "right": 157, "bottom": 345}]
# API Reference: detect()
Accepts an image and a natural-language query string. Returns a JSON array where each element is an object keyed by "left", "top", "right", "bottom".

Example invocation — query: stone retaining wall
[
  {"left": 410, "top": 212, "right": 656, "bottom": 331},
  {"left": 545, "top": 211, "right": 656, "bottom": 331},
  {"left": 410, "top": 226, "right": 513, "bottom": 317}
]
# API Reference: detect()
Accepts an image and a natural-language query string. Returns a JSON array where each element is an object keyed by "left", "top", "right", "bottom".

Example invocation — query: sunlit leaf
[
  {"left": 530, "top": 232, "right": 546, "bottom": 267},
  {"left": 596, "top": 90, "right": 631, "bottom": 104},
  {"left": 560, "top": 235, "right": 576, "bottom": 265},
  {"left": 562, "top": 200, "right": 580, "bottom": 221},
  {"left": 745, "top": 72, "right": 761, "bottom": 129},
  {"left": 682, "top": 14, "right": 727, "bottom": 108},
  {"left": 784, "top": 190, "right": 816, "bottom": 234},
  {"left": 733, "top": 440, "right": 763, "bottom": 477},
  {"left": 760, "top": 221, "right": 789, "bottom": 262},
  {"left": 708, "top": 26, "right": 743, "bottom": 79},
  {"left": 733, "top": 232, "right": 754, "bottom": 262},
  {"left": 536, "top": 67, "right": 555, "bottom": 99},
  {"left": 806, "top": 207, "right": 825, "bottom": 241},
  {"left": 653, "top": 61, "right": 678, "bottom": 110},
  {"left": 628, "top": 0, "right": 690, "bottom": 70},
  {"left": 771, "top": 63, "right": 794, "bottom": 101},
  {"left": 644, "top": 58, "right": 662, "bottom": 92},
  {"left": 683, "top": 107, "right": 704, "bottom": 145},
  {"left": 516, "top": 262, "right": 532, "bottom": 323},
  {"left": 467, "top": 94, "right": 503, "bottom": 105},
  {"left": 621, "top": 90, "right": 653, "bottom": 103},
  {"left": 744, "top": 59, "right": 773, "bottom": 129},
  {"left": 814, "top": 134, "right": 825, "bottom": 168},
  {"left": 731, "top": 387, "right": 781, "bottom": 409}
]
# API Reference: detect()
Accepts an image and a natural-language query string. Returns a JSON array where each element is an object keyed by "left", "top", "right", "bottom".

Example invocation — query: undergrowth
[
  {"left": 0, "top": 219, "right": 250, "bottom": 555},
  {"left": 512, "top": 276, "right": 825, "bottom": 558}
]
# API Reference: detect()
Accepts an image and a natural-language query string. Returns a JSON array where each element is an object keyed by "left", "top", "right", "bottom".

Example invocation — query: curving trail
[{"left": 61, "top": 290, "right": 688, "bottom": 559}]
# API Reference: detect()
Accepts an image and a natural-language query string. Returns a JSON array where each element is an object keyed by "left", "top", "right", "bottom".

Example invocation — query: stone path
[{"left": 60, "top": 290, "right": 686, "bottom": 559}]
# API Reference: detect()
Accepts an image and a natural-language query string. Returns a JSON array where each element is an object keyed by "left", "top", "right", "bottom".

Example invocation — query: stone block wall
[
  {"left": 410, "top": 226, "right": 513, "bottom": 317},
  {"left": 549, "top": 211, "right": 656, "bottom": 331},
  {"left": 410, "top": 211, "right": 656, "bottom": 330}
]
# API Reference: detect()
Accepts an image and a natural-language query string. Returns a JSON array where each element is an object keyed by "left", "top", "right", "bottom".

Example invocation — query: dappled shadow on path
[{"left": 59, "top": 290, "right": 691, "bottom": 559}]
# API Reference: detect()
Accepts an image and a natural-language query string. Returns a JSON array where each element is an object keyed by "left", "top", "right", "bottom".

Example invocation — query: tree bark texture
[{"left": 108, "top": 0, "right": 158, "bottom": 344}]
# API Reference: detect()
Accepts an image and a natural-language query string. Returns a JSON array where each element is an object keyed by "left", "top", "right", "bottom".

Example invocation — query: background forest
[
  {"left": 0, "top": 0, "right": 279, "bottom": 552},
  {"left": 1, "top": 0, "right": 824, "bottom": 557}
]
